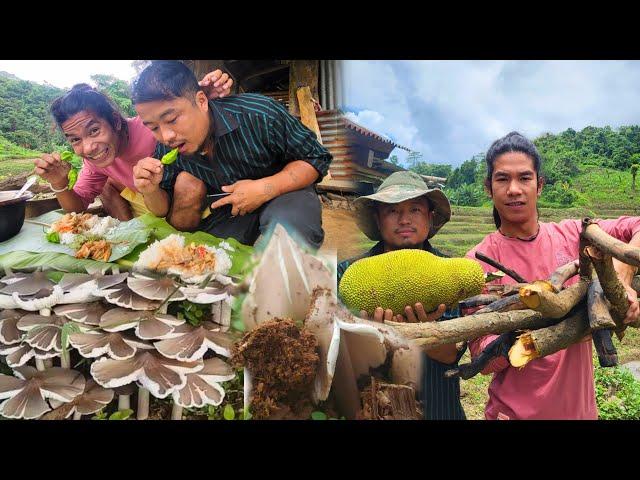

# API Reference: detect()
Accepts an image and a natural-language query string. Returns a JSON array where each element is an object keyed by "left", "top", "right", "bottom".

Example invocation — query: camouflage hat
[{"left": 354, "top": 170, "right": 451, "bottom": 241}]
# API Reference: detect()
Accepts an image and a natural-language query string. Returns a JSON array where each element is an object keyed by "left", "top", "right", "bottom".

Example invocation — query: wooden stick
[
  {"left": 475, "top": 252, "right": 527, "bottom": 283},
  {"left": 519, "top": 280, "right": 588, "bottom": 319},
  {"left": 584, "top": 246, "right": 628, "bottom": 325},
  {"left": 582, "top": 218, "right": 640, "bottom": 267},
  {"left": 388, "top": 309, "right": 553, "bottom": 348},
  {"left": 458, "top": 294, "right": 501, "bottom": 309},
  {"left": 592, "top": 329, "right": 618, "bottom": 367},
  {"left": 549, "top": 261, "right": 579, "bottom": 292},
  {"left": 475, "top": 295, "right": 526, "bottom": 314},
  {"left": 587, "top": 279, "right": 617, "bottom": 331}
]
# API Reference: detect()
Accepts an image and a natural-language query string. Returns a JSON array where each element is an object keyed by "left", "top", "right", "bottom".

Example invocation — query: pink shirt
[
  {"left": 72, "top": 117, "right": 156, "bottom": 210},
  {"left": 465, "top": 217, "right": 640, "bottom": 420}
]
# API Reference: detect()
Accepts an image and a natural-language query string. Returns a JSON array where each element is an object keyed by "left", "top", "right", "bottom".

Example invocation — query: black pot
[{"left": 0, "top": 190, "right": 34, "bottom": 242}]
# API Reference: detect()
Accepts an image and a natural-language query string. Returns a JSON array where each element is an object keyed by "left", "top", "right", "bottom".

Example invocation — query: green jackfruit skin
[{"left": 339, "top": 249, "right": 485, "bottom": 316}]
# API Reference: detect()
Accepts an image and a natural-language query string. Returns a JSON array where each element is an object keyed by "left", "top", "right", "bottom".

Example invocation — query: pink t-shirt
[
  {"left": 465, "top": 217, "right": 640, "bottom": 420},
  {"left": 72, "top": 117, "right": 156, "bottom": 210}
]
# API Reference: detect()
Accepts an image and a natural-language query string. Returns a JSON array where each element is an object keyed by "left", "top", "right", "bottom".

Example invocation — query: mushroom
[
  {"left": 57, "top": 272, "right": 129, "bottom": 293},
  {"left": 11, "top": 285, "right": 64, "bottom": 314},
  {"left": 0, "top": 366, "right": 85, "bottom": 419},
  {"left": 126, "top": 275, "right": 186, "bottom": 302},
  {"left": 0, "top": 309, "right": 26, "bottom": 345},
  {"left": 99, "top": 308, "right": 184, "bottom": 340},
  {"left": 69, "top": 330, "right": 153, "bottom": 360},
  {"left": 170, "top": 357, "right": 235, "bottom": 420},
  {"left": 0, "top": 343, "right": 59, "bottom": 370},
  {"left": 0, "top": 271, "right": 54, "bottom": 296},
  {"left": 90, "top": 351, "right": 203, "bottom": 419},
  {"left": 113, "top": 384, "right": 136, "bottom": 411},
  {"left": 153, "top": 321, "right": 234, "bottom": 362},
  {"left": 16, "top": 313, "right": 87, "bottom": 368},
  {"left": 241, "top": 224, "right": 336, "bottom": 331},
  {"left": 181, "top": 286, "right": 229, "bottom": 305},
  {"left": 54, "top": 302, "right": 109, "bottom": 326},
  {"left": 0, "top": 294, "right": 18, "bottom": 310},
  {"left": 49, "top": 378, "right": 115, "bottom": 420},
  {"left": 94, "top": 283, "right": 162, "bottom": 311}
]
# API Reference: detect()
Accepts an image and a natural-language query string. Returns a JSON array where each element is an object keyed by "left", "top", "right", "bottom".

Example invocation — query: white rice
[
  {"left": 218, "top": 241, "right": 235, "bottom": 252},
  {"left": 88, "top": 216, "right": 120, "bottom": 237},
  {"left": 59, "top": 232, "right": 76, "bottom": 245}
]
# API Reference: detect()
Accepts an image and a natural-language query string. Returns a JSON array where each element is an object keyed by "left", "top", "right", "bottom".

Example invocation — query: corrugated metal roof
[{"left": 341, "top": 117, "right": 411, "bottom": 152}]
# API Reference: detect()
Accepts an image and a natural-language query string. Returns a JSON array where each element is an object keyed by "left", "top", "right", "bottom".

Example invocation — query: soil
[
  {"left": 231, "top": 318, "right": 319, "bottom": 419},
  {"left": 319, "top": 206, "right": 368, "bottom": 262}
]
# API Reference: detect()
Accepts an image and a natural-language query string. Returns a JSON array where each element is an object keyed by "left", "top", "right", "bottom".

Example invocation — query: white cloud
[{"left": 341, "top": 60, "right": 640, "bottom": 167}]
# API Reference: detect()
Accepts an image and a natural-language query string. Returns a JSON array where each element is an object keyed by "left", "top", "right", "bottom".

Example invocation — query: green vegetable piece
[
  {"left": 67, "top": 169, "right": 79, "bottom": 190},
  {"left": 311, "top": 411, "right": 328, "bottom": 420},
  {"left": 109, "top": 409, "right": 133, "bottom": 420},
  {"left": 60, "top": 151, "right": 74, "bottom": 162},
  {"left": 161, "top": 148, "right": 179, "bottom": 165},
  {"left": 223, "top": 404, "right": 235, "bottom": 420},
  {"left": 46, "top": 231, "right": 60, "bottom": 244}
]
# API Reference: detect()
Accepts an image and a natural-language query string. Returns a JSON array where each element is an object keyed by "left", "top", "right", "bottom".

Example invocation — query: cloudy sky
[
  {"left": 341, "top": 60, "right": 640, "bottom": 167},
  {"left": 0, "top": 60, "right": 137, "bottom": 89}
]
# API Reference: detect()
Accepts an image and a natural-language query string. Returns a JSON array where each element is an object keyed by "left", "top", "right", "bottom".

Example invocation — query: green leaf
[
  {"left": 311, "top": 411, "right": 327, "bottom": 420},
  {"left": 109, "top": 409, "right": 133, "bottom": 420},
  {"left": 242, "top": 406, "right": 253, "bottom": 420},
  {"left": 46, "top": 231, "right": 60, "bottom": 244},
  {"left": 60, "top": 322, "right": 82, "bottom": 364},
  {"left": 223, "top": 404, "right": 235, "bottom": 420},
  {"left": 92, "top": 410, "right": 108, "bottom": 420}
]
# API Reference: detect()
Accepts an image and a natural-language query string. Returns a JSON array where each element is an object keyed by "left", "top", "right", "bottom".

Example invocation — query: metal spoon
[{"left": 13, "top": 175, "right": 37, "bottom": 199}]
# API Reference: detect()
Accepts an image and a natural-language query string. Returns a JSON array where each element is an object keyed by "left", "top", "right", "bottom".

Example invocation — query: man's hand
[
  {"left": 360, "top": 308, "right": 394, "bottom": 323},
  {"left": 393, "top": 303, "right": 446, "bottom": 323},
  {"left": 622, "top": 283, "right": 640, "bottom": 325},
  {"left": 33, "top": 153, "right": 71, "bottom": 190},
  {"left": 133, "top": 157, "right": 164, "bottom": 195},
  {"left": 210, "top": 179, "right": 276, "bottom": 216},
  {"left": 199, "top": 70, "right": 233, "bottom": 99}
]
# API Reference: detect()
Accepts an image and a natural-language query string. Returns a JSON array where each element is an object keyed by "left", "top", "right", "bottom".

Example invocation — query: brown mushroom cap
[
  {"left": 17, "top": 314, "right": 75, "bottom": 353},
  {"left": 54, "top": 302, "right": 109, "bottom": 326},
  {"left": 94, "top": 283, "right": 161, "bottom": 311},
  {"left": 154, "top": 321, "right": 234, "bottom": 361},
  {"left": 69, "top": 331, "right": 153, "bottom": 360},
  {"left": 50, "top": 378, "right": 115, "bottom": 417},
  {"left": 0, "top": 366, "right": 85, "bottom": 419},
  {"left": 99, "top": 308, "right": 184, "bottom": 340},
  {"left": 172, "top": 358, "right": 235, "bottom": 408},
  {"left": 127, "top": 275, "right": 186, "bottom": 302},
  {"left": 0, "top": 271, "right": 54, "bottom": 296},
  {"left": 0, "top": 309, "right": 26, "bottom": 345},
  {"left": 90, "top": 351, "right": 203, "bottom": 398},
  {"left": 58, "top": 272, "right": 129, "bottom": 292},
  {"left": 2, "top": 344, "right": 59, "bottom": 368}
]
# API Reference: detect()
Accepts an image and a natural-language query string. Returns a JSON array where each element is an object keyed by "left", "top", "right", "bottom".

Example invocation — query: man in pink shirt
[
  {"left": 32, "top": 69, "right": 233, "bottom": 220},
  {"left": 466, "top": 131, "right": 640, "bottom": 420}
]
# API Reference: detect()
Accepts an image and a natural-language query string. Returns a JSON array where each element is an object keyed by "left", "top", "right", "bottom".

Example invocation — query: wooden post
[
  {"left": 288, "top": 60, "right": 319, "bottom": 116},
  {"left": 296, "top": 86, "right": 323, "bottom": 143}
]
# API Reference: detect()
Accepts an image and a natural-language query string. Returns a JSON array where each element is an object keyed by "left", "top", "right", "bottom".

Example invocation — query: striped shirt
[
  {"left": 337, "top": 241, "right": 467, "bottom": 420},
  {"left": 155, "top": 93, "right": 332, "bottom": 227}
]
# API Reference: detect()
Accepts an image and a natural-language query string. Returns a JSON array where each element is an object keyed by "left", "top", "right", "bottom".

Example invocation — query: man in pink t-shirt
[
  {"left": 32, "top": 69, "right": 233, "bottom": 220},
  {"left": 465, "top": 131, "right": 640, "bottom": 420}
]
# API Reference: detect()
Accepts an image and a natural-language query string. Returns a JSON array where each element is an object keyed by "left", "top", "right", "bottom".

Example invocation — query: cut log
[
  {"left": 387, "top": 309, "right": 553, "bottom": 348},
  {"left": 360, "top": 377, "right": 421, "bottom": 420},
  {"left": 549, "top": 260, "right": 579, "bottom": 292},
  {"left": 584, "top": 246, "right": 628, "bottom": 325},
  {"left": 587, "top": 279, "right": 617, "bottom": 331},
  {"left": 519, "top": 280, "right": 588, "bottom": 319},
  {"left": 582, "top": 218, "right": 640, "bottom": 268},
  {"left": 592, "top": 329, "right": 618, "bottom": 367},
  {"left": 509, "top": 306, "right": 589, "bottom": 368}
]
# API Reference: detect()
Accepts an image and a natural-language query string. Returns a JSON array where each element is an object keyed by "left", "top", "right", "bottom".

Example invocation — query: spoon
[{"left": 13, "top": 175, "right": 37, "bottom": 199}]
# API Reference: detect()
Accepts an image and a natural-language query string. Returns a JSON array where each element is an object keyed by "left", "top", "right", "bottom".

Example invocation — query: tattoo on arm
[
  {"left": 288, "top": 169, "right": 299, "bottom": 186},
  {"left": 264, "top": 182, "right": 275, "bottom": 197}
]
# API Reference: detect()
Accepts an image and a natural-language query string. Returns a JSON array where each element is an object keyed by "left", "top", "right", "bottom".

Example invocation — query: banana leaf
[
  {"left": 121, "top": 214, "right": 255, "bottom": 277},
  {"left": 0, "top": 250, "right": 118, "bottom": 274},
  {"left": 0, "top": 211, "right": 150, "bottom": 262}
]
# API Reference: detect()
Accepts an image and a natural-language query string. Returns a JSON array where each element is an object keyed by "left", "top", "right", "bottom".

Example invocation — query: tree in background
[
  {"left": 631, "top": 162, "right": 640, "bottom": 192},
  {"left": 90, "top": 74, "right": 136, "bottom": 118},
  {"left": 410, "top": 161, "right": 452, "bottom": 178},
  {"left": 389, "top": 154, "right": 399, "bottom": 166}
]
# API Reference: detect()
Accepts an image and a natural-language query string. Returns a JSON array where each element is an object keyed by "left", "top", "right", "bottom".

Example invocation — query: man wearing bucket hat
[{"left": 337, "top": 170, "right": 466, "bottom": 420}]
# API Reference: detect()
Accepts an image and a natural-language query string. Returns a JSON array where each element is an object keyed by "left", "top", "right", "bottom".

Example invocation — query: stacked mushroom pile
[{"left": 0, "top": 268, "right": 237, "bottom": 420}]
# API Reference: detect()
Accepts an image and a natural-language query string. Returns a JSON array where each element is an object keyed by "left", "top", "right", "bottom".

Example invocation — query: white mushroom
[
  {"left": 0, "top": 366, "right": 85, "bottom": 419},
  {"left": 241, "top": 224, "right": 335, "bottom": 331},
  {"left": 153, "top": 321, "right": 234, "bottom": 362},
  {"left": 11, "top": 285, "right": 64, "bottom": 313},
  {"left": 0, "top": 294, "right": 18, "bottom": 310},
  {"left": 0, "top": 271, "right": 55, "bottom": 296}
]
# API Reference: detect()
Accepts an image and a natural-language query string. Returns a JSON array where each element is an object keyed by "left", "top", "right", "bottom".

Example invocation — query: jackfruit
[{"left": 339, "top": 249, "right": 485, "bottom": 316}]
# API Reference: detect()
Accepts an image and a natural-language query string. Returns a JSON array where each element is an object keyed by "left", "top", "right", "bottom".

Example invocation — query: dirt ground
[{"left": 319, "top": 207, "right": 369, "bottom": 262}]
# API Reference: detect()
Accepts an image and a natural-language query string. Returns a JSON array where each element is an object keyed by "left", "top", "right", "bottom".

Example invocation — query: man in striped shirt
[
  {"left": 337, "top": 171, "right": 466, "bottom": 420},
  {"left": 130, "top": 61, "right": 331, "bottom": 249}
]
